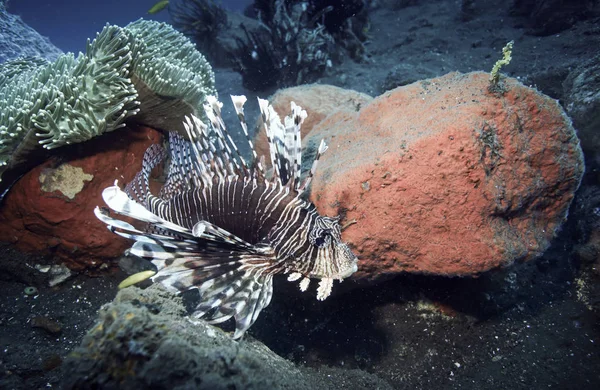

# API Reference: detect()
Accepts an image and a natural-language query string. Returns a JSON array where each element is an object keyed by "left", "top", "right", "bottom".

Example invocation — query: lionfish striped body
[{"left": 95, "top": 95, "right": 358, "bottom": 338}]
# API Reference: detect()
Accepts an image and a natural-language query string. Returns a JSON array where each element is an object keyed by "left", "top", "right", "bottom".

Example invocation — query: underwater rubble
[{"left": 62, "top": 285, "right": 392, "bottom": 390}]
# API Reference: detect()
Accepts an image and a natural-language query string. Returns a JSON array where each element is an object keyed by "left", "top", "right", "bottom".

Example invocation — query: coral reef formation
[
  {"left": 170, "top": 0, "right": 229, "bottom": 64},
  {"left": 0, "top": 19, "right": 215, "bottom": 196},
  {"left": 170, "top": 0, "right": 370, "bottom": 91},
  {"left": 249, "top": 0, "right": 369, "bottom": 55},
  {"left": 62, "top": 285, "right": 392, "bottom": 389},
  {"left": 281, "top": 73, "right": 583, "bottom": 281},
  {"left": 0, "top": 2, "right": 63, "bottom": 63},
  {"left": 125, "top": 20, "right": 216, "bottom": 131},
  {"left": 302, "top": 0, "right": 369, "bottom": 59},
  {"left": 234, "top": 0, "right": 335, "bottom": 91}
]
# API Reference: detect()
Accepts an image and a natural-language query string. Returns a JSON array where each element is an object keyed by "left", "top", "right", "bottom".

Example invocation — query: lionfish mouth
[
  {"left": 96, "top": 94, "right": 359, "bottom": 338},
  {"left": 337, "top": 262, "right": 359, "bottom": 280}
]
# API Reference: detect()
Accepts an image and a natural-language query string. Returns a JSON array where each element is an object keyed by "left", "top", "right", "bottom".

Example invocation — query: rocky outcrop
[
  {"left": 299, "top": 72, "right": 584, "bottom": 281},
  {"left": 563, "top": 55, "right": 600, "bottom": 163},
  {"left": 0, "top": 7, "right": 62, "bottom": 63},
  {"left": 62, "top": 285, "right": 392, "bottom": 389},
  {"left": 0, "top": 126, "right": 162, "bottom": 269},
  {"left": 509, "top": 0, "right": 600, "bottom": 36}
]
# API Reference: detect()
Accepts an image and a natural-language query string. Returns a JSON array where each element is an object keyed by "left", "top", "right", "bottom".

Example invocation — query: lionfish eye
[{"left": 314, "top": 230, "right": 331, "bottom": 247}]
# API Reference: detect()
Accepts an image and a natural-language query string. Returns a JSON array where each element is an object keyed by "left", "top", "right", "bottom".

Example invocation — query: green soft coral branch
[
  {"left": 34, "top": 26, "right": 140, "bottom": 149},
  {"left": 0, "top": 19, "right": 216, "bottom": 189},
  {"left": 128, "top": 19, "right": 216, "bottom": 106},
  {"left": 489, "top": 40, "right": 514, "bottom": 87}
]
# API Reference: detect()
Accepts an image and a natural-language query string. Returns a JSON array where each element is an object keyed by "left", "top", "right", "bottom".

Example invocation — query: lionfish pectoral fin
[
  {"left": 191, "top": 221, "right": 255, "bottom": 249},
  {"left": 288, "top": 272, "right": 311, "bottom": 292},
  {"left": 299, "top": 277, "right": 310, "bottom": 292},
  {"left": 94, "top": 206, "right": 191, "bottom": 247},
  {"left": 287, "top": 272, "right": 302, "bottom": 282},
  {"left": 148, "top": 234, "right": 279, "bottom": 339},
  {"left": 191, "top": 269, "right": 275, "bottom": 339},
  {"left": 101, "top": 183, "right": 190, "bottom": 236}
]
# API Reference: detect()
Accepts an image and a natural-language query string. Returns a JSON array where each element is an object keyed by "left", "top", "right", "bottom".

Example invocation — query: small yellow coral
[
  {"left": 489, "top": 40, "right": 514, "bottom": 86},
  {"left": 39, "top": 163, "right": 93, "bottom": 199}
]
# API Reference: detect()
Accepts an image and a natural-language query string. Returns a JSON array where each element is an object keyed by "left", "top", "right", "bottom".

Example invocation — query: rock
[
  {"left": 254, "top": 84, "right": 372, "bottom": 161},
  {"left": 381, "top": 63, "right": 439, "bottom": 93},
  {"left": 42, "top": 354, "right": 63, "bottom": 372},
  {"left": 509, "top": 0, "right": 600, "bottom": 36},
  {"left": 0, "top": 7, "right": 62, "bottom": 63},
  {"left": 31, "top": 316, "right": 62, "bottom": 335},
  {"left": 62, "top": 285, "right": 392, "bottom": 390},
  {"left": 47, "top": 264, "right": 73, "bottom": 287},
  {"left": 569, "top": 185, "right": 600, "bottom": 313},
  {"left": 304, "top": 72, "right": 584, "bottom": 280},
  {"left": 563, "top": 55, "right": 600, "bottom": 163},
  {"left": 0, "top": 126, "right": 162, "bottom": 270}
]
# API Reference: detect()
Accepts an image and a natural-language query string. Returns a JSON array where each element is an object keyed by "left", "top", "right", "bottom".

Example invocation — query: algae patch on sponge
[
  {"left": 38, "top": 163, "right": 93, "bottom": 200},
  {"left": 0, "top": 19, "right": 215, "bottom": 194}
]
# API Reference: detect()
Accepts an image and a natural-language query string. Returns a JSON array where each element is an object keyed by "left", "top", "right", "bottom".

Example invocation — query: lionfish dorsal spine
[
  {"left": 181, "top": 116, "right": 214, "bottom": 188},
  {"left": 182, "top": 113, "right": 231, "bottom": 185},
  {"left": 230, "top": 95, "right": 263, "bottom": 175},
  {"left": 298, "top": 139, "right": 328, "bottom": 192},
  {"left": 204, "top": 96, "right": 250, "bottom": 175},
  {"left": 257, "top": 98, "right": 309, "bottom": 192},
  {"left": 258, "top": 98, "right": 282, "bottom": 182},
  {"left": 285, "top": 101, "right": 306, "bottom": 190}
]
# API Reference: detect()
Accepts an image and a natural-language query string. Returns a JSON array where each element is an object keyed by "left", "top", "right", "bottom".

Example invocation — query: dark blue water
[{"left": 7, "top": 0, "right": 252, "bottom": 53}]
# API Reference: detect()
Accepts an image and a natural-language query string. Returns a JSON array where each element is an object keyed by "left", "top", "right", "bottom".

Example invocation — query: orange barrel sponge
[
  {"left": 305, "top": 72, "right": 584, "bottom": 281},
  {"left": 0, "top": 126, "right": 162, "bottom": 269}
]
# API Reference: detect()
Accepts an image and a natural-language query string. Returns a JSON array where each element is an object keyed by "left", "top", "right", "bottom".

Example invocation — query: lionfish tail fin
[{"left": 258, "top": 98, "right": 307, "bottom": 190}]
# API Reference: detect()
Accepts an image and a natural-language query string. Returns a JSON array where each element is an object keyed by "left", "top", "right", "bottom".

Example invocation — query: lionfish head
[
  {"left": 285, "top": 213, "right": 358, "bottom": 301},
  {"left": 307, "top": 215, "right": 358, "bottom": 280}
]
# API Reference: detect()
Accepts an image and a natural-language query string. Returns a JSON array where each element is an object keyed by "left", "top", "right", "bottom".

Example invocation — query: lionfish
[{"left": 95, "top": 95, "right": 358, "bottom": 338}]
